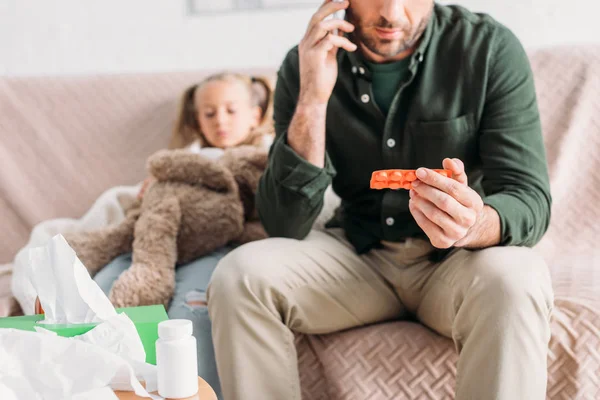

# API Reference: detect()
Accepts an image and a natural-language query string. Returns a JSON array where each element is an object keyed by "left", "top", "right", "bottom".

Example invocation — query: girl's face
[{"left": 195, "top": 79, "right": 262, "bottom": 148}]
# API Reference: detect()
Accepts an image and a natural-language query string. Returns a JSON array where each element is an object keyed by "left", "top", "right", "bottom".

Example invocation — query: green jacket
[{"left": 257, "top": 4, "right": 552, "bottom": 254}]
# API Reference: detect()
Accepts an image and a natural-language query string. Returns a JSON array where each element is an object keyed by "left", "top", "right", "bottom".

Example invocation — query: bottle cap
[{"left": 158, "top": 319, "right": 193, "bottom": 340}]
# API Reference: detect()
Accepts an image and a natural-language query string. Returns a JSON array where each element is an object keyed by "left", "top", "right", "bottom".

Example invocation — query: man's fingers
[
  {"left": 416, "top": 167, "right": 473, "bottom": 208},
  {"left": 307, "top": 0, "right": 349, "bottom": 36},
  {"left": 315, "top": 33, "right": 357, "bottom": 53},
  {"left": 410, "top": 190, "right": 468, "bottom": 240},
  {"left": 411, "top": 181, "right": 471, "bottom": 224},
  {"left": 409, "top": 199, "right": 454, "bottom": 249},
  {"left": 309, "top": 19, "right": 355, "bottom": 46},
  {"left": 442, "top": 157, "right": 468, "bottom": 185}
]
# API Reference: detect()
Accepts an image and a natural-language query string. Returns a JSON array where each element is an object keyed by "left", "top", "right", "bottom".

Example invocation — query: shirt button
[
  {"left": 386, "top": 217, "right": 395, "bottom": 226},
  {"left": 352, "top": 66, "right": 358, "bottom": 74},
  {"left": 418, "top": 53, "right": 424, "bottom": 62},
  {"left": 358, "top": 67, "right": 366, "bottom": 75},
  {"left": 361, "top": 94, "right": 370, "bottom": 103},
  {"left": 386, "top": 138, "right": 396, "bottom": 148}
]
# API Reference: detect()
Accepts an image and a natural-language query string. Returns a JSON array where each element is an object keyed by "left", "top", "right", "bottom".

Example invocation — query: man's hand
[
  {"left": 288, "top": 1, "right": 356, "bottom": 168},
  {"left": 408, "top": 158, "right": 486, "bottom": 249},
  {"left": 297, "top": 0, "right": 356, "bottom": 106}
]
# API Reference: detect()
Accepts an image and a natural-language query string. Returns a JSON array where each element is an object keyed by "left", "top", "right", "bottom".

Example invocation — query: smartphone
[{"left": 331, "top": 0, "right": 346, "bottom": 35}]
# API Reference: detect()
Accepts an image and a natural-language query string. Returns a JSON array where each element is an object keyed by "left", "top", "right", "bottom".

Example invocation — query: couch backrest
[
  {"left": 1, "top": 46, "right": 599, "bottom": 268},
  {"left": 0, "top": 69, "right": 274, "bottom": 263},
  {"left": 527, "top": 45, "right": 600, "bottom": 278}
]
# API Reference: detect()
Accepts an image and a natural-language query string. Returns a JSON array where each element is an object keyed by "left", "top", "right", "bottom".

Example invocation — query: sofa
[{"left": 1, "top": 45, "right": 599, "bottom": 399}]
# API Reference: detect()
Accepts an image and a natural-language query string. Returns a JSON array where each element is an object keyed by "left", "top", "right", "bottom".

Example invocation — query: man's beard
[{"left": 347, "top": 6, "right": 433, "bottom": 58}]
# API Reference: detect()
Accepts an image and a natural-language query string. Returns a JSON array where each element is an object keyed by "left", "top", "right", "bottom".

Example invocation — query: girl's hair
[{"left": 169, "top": 72, "right": 274, "bottom": 149}]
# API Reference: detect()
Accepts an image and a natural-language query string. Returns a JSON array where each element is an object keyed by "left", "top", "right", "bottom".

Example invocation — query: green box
[{"left": 0, "top": 305, "right": 168, "bottom": 365}]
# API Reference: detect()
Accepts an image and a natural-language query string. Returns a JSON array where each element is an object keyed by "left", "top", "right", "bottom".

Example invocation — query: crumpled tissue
[{"left": 0, "top": 234, "right": 162, "bottom": 399}]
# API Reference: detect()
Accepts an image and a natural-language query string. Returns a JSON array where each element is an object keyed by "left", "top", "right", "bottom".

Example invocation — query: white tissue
[
  {"left": 0, "top": 234, "right": 163, "bottom": 399},
  {"left": 76, "top": 312, "right": 146, "bottom": 364},
  {"left": 28, "top": 234, "right": 116, "bottom": 324},
  {"left": 0, "top": 329, "right": 152, "bottom": 400}
]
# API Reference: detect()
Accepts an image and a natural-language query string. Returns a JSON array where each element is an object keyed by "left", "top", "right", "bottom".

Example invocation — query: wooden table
[{"left": 114, "top": 377, "right": 217, "bottom": 400}]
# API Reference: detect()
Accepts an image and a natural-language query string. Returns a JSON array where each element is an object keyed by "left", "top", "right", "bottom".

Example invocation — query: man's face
[{"left": 346, "top": 0, "right": 434, "bottom": 61}]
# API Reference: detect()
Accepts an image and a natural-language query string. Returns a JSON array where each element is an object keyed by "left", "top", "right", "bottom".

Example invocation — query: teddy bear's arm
[{"left": 148, "top": 149, "right": 236, "bottom": 191}]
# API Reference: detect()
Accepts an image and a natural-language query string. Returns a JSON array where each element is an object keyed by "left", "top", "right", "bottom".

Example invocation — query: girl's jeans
[{"left": 93, "top": 247, "right": 231, "bottom": 400}]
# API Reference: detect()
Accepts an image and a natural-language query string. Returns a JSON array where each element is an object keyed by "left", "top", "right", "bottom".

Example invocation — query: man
[{"left": 208, "top": 1, "right": 554, "bottom": 399}]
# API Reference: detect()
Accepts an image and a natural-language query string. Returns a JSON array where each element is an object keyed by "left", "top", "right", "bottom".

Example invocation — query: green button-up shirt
[{"left": 257, "top": 4, "right": 552, "bottom": 254}]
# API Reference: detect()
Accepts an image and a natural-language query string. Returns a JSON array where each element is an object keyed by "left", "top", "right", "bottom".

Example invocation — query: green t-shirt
[{"left": 365, "top": 57, "right": 412, "bottom": 115}]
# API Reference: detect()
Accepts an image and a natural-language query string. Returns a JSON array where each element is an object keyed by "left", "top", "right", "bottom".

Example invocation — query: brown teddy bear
[{"left": 62, "top": 145, "right": 268, "bottom": 308}]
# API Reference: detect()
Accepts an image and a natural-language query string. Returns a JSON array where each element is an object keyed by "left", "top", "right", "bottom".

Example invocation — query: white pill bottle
[{"left": 156, "top": 319, "right": 199, "bottom": 398}]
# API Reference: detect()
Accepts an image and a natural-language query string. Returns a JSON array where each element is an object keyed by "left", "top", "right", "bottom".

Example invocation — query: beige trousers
[{"left": 207, "top": 228, "right": 554, "bottom": 400}]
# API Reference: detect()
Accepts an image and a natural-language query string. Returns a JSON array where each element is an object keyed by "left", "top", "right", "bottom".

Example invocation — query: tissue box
[{"left": 0, "top": 305, "right": 168, "bottom": 364}]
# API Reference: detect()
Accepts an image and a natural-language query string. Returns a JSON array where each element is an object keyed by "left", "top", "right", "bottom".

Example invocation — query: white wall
[
  {"left": 1, "top": 0, "right": 598, "bottom": 77},
  {"left": 441, "top": 0, "right": 600, "bottom": 49},
  {"left": 0, "top": 0, "right": 315, "bottom": 76}
]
